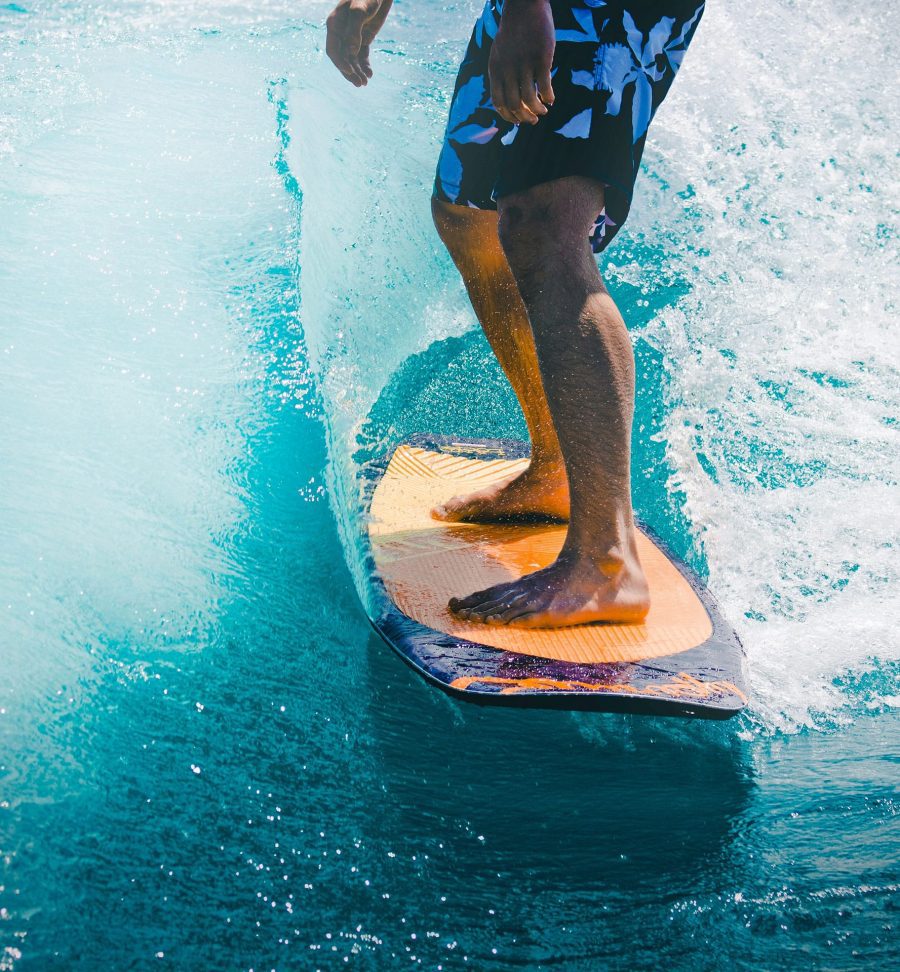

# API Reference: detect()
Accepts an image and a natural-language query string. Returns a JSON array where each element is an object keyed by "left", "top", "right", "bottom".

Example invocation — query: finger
[
  {"left": 343, "top": 10, "right": 369, "bottom": 86},
  {"left": 333, "top": 54, "right": 364, "bottom": 87},
  {"left": 357, "top": 41, "right": 374, "bottom": 79},
  {"left": 491, "top": 67, "right": 519, "bottom": 125},
  {"left": 508, "top": 85, "right": 539, "bottom": 126},
  {"left": 511, "top": 101, "right": 539, "bottom": 125},
  {"left": 537, "top": 68, "right": 555, "bottom": 107},
  {"left": 346, "top": 54, "right": 369, "bottom": 86},
  {"left": 519, "top": 76, "right": 547, "bottom": 120},
  {"left": 490, "top": 73, "right": 516, "bottom": 125},
  {"left": 345, "top": 47, "right": 369, "bottom": 86},
  {"left": 343, "top": 60, "right": 366, "bottom": 86}
]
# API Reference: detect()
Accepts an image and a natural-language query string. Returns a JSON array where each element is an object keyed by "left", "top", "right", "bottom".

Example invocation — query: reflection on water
[{"left": 1, "top": 0, "right": 898, "bottom": 969}]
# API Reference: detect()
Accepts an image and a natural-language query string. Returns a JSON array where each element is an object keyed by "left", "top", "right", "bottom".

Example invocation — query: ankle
[
  {"left": 561, "top": 520, "right": 641, "bottom": 574},
  {"left": 526, "top": 450, "right": 566, "bottom": 479},
  {"left": 562, "top": 544, "right": 629, "bottom": 575}
]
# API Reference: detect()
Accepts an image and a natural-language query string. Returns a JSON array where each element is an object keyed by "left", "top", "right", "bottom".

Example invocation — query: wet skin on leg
[
  {"left": 430, "top": 197, "right": 569, "bottom": 522},
  {"left": 449, "top": 176, "right": 650, "bottom": 627}
]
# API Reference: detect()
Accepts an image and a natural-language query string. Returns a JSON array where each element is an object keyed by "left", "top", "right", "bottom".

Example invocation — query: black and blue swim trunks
[{"left": 433, "top": 0, "right": 706, "bottom": 253}]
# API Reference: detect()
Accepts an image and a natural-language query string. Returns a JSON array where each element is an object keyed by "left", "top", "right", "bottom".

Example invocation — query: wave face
[
  {"left": 291, "top": 0, "right": 900, "bottom": 733},
  {"left": 1, "top": 2, "right": 897, "bottom": 970}
]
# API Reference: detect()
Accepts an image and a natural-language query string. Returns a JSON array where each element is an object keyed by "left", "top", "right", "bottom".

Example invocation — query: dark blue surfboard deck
[{"left": 363, "top": 435, "right": 747, "bottom": 719}]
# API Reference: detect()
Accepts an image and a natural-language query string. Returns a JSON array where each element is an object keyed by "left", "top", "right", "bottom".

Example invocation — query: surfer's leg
[
  {"left": 450, "top": 175, "right": 649, "bottom": 627},
  {"left": 429, "top": 196, "right": 569, "bottom": 522}
]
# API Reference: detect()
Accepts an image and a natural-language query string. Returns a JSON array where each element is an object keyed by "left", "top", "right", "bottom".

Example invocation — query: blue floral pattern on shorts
[{"left": 434, "top": 0, "right": 706, "bottom": 253}]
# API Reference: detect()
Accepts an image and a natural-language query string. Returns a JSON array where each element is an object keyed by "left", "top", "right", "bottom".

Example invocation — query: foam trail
[
  {"left": 291, "top": 1, "right": 899, "bottom": 731},
  {"left": 626, "top": 0, "right": 900, "bottom": 730}
]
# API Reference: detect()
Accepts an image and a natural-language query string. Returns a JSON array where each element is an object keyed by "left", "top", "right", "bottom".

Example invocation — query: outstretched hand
[
  {"left": 326, "top": 0, "right": 394, "bottom": 87},
  {"left": 489, "top": 0, "right": 556, "bottom": 125}
]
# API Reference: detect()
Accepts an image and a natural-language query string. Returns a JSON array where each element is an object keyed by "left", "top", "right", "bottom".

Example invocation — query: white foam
[{"left": 626, "top": 0, "right": 900, "bottom": 728}]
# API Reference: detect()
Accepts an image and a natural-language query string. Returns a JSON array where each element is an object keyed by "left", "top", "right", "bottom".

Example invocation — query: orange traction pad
[{"left": 369, "top": 444, "right": 713, "bottom": 666}]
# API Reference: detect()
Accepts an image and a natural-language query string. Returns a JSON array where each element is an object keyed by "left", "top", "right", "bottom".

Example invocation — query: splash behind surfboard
[{"left": 364, "top": 436, "right": 746, "bottom": 718}]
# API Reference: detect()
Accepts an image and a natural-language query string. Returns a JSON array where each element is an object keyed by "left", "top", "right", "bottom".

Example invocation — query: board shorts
[{"left": 433, "top": 0, "right": 706, "bottom": 253}]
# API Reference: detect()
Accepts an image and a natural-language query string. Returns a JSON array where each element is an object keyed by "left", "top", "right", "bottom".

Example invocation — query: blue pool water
[{"left": 1, "top": 0, "right": 898, "bottom": 968}]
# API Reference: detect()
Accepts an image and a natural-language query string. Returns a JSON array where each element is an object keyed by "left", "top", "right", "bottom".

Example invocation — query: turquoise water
[{"left": 1, "top": 0, "right": 898, "bottom": 968}]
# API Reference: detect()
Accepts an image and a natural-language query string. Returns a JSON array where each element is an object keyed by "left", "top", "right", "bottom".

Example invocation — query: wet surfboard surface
[{"left": 364, "top": 436, "right": 747, "bottom": 718}]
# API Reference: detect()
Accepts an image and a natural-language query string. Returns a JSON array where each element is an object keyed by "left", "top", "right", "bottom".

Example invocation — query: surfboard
[{"left": 364, "top": 435, "right": 747, "bottom": 719}]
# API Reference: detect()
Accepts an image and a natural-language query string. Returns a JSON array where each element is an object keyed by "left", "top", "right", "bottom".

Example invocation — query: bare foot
[
  {"left": 432, "top": 462, "right": 569, "bottom": 523},
  {"left": 448, "top": 548, "right": 650, "bottom": 628}
]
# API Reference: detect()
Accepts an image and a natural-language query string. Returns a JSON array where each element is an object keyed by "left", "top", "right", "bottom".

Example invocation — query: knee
[
  {"left": 496, "top": 203, "right": 539, "bottom": 274},
  {"left": 498, "top": 178, "right": 604, "bottom": 291},
  {"left": 497, "top": 203, "right": 565, "bottom": 301}
]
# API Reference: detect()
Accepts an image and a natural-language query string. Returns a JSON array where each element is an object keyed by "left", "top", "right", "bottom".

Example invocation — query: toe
[
  {"left": 450, "top": 597, "right": 488, "bottom": 620},
  {"left": 495, "top": 601, "right": 535, "bottom": 624},
  {"left": 478, "top": 592, "right": 528, "bottom": 623},
  {"left": 449, "top": 592, "right": 479, "bottom": 612},
  {"left": 467, "top": 595, "right": 516, "bottom": 620},
  {"left": 432, "top": 500, "right": 464, "bottom": 522},
  {"left": 450, "top": 583, "right": 507, "bottom": 612}
]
